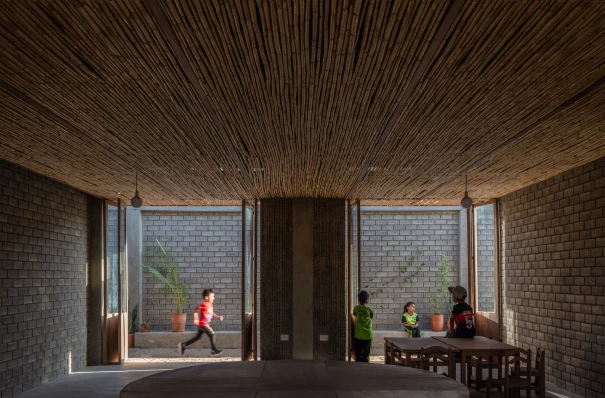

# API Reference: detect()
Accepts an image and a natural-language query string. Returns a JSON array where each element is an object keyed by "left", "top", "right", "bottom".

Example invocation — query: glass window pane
[
  {"left": 244, "top": 205, "right": 253, "bottom": 313},
  {"left": 107, "top": 204, "right": 119, "bottom": 314},
  {"left": 351, "top": 204, "right": 359, "bottom": 296},
  {"left": 121, "top": 206, "right": 127, "bottom": 313},
  {"left": 476, "top": 204, "right": 495, "bottom": 313}
]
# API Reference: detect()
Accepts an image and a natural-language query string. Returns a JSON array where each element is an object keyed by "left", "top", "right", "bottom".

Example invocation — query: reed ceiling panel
[
  {"left": 356, "top": 0, "right": 605, "bottom": 202},
  {"left": 0, "top": 0, "right": 604, "bottom": 204},
  {"left": 158, "top": 0, "right": 450, "bottom": 197},
  {"left": 0, "top": 0, "right": 250, "bottom": 204}
]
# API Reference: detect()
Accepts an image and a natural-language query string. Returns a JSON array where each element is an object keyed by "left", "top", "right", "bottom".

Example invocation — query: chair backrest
[
  {"left": 419, "top": 346, "right": 453, "bottom": 370},
  {"left": 504, "top": 348, "right": 532, "bottom": 381},
  {"left": 536, "top": 348, "right": 544, "bottom": 369}
]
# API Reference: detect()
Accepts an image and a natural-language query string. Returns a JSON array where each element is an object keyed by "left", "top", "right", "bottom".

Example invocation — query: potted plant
[
  {"left": 128, "top": 303, "right": 138, "bottom": 348},
  {"left": 429, "top": 254, "right": 451, "bottom": 331},
  {"left": 142, "top": 240, "right": 189, "bottom": 332},
  {"left": 140, "top": 322, "right": 151, "bottom": 333}
]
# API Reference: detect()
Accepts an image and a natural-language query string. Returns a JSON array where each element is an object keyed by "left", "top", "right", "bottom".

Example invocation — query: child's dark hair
[
  {"left": 203, "top": 288, "right": 214, "bottom": 298},
  {"left": 404, "top": 301, "right": 415, "bottom": 313},
  {"left": 358, "top": 290, "right": 369, "bottom": 304}
]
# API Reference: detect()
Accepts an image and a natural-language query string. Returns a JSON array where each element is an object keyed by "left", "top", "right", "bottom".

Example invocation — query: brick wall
[
  {"left": 500, "top": 157, "right": 605, "bottom": 397},
  {"left": 476, "top": 204, "right": 496, "bottom": 312},
  {"left": 360, "top": 211, "right": 459, "bottom": 330},
  {"left": 0, "top": 160, "right": 89, "bottom": 398},
  {"left": 141, "top": 211, "right": 241, "bottom": 331}
]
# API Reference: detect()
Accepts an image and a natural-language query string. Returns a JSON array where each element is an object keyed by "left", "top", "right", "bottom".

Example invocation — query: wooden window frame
[{"left": 469, "top": 200, "right": 501, "bottom": 330}]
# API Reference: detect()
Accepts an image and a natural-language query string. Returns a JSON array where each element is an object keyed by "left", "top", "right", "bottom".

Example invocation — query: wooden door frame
[
  {"left": 253, "top": 199, "right": 258, "bottom": 360},
  {"left": 241, "top": 200, "right": 257, "bottom": 360},
  {"left": 102, "top": 200, "right": 120, "bottom": 365},
  {"left": 347, "top": 199, "right": 361, "bottom": 361},
  {"left": 469, "top": 200, "right": 501, "bottom": 338}
]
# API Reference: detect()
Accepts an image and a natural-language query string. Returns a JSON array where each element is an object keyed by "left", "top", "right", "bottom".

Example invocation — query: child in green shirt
[
  {"left": 401, "top": 301, "right": 421, "bottom": 338},
  {"left": 353, "top": 290, "right": 373, "bottom": 362}
]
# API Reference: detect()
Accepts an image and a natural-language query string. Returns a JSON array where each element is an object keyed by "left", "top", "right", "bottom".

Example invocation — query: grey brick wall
[
  {"left": 500, "top": 157, "right": 605, "bottom": 397},
  {"left": 360, "top": 211, "right": 459, "bottom": 330},
  {"left": 0, "top": 160, "right": 89, "bottom": 398},
  {"left": 142, "top": 212, "right": 241, "bottom": 331},
  {"left": 476, "top": 204, "right": 495, "bottom": 312}
]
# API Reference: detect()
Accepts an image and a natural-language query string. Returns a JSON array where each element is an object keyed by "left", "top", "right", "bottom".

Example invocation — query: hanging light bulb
[
  {"left": 131, "top": 172, "right": 143, "bottom": 208},
  {"left": 460, "top": 172, "right": 472, "bottom": 209}
]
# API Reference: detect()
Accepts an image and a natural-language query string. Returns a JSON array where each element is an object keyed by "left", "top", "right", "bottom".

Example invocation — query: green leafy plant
[
  {"left": 364, "top": 251, "right": 425, "bottom": 293},
  {"left": 128, "top": 302, "right": 138, "bottom": 334},
  {"left": 142, "top": 240, "right": 189, "bottom": 314},
  {"left": 430, "top": 254, "right": 451, "bottom": 315},
  {"left": 140, "top": 322, "right": 151, "bottom": 332}
]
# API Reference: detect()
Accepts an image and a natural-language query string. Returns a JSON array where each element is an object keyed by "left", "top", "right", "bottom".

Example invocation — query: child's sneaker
[
  {"left": 211, "top": 349, "right": 223, "bottom": 357},
  {"left": 178, "top": 343, "right": 185, "bottom": 355}
]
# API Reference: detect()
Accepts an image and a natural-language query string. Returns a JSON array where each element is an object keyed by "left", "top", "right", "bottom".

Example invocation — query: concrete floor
[{"left": 13, "top": 350, "right": 585, "bottom": 398}]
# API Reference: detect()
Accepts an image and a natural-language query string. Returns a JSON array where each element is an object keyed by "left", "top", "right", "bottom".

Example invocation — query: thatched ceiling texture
[{"left": 1, "top": 0, "right": 604, "bottom": 205}]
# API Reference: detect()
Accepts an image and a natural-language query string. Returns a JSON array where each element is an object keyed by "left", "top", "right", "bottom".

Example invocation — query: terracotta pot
[
  {"left": 128, "top": 334, "right": 134, "bottom": 348},
  {"left": 140, "top": 324, "right": 150, "bottom": 333},
  {"left": 172, "top": 313, "right": 187, "bottom": 332},
  {"left": 430, "top": 314, "right": 444, "bottom": 331}
]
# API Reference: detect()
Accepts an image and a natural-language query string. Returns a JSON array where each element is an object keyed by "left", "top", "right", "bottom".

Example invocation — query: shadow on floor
[{"left": 14, "top": 352, "right": 584, "bottom": 398}]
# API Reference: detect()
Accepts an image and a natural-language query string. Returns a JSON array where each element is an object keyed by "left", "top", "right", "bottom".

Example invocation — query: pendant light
[
  {"left": 460, "top": 172, "right": 472, "bottom": 209},
  {"left": 131, "top": 172, "right": 143, "bottom": 208}
]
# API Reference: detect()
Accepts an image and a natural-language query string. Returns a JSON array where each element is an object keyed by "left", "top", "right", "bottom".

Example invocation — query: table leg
[
  {"left": 390, "top": 343, "right": 395, "bottom": 365},
  {"left": 461, "top": 353, "right": 467, "bottom": 386},
  {"left": 384, "top": 342, "right": 389, "bottom": 364},
  {"left": 406, "top": 352, "right": 411, "bottom": 367}
]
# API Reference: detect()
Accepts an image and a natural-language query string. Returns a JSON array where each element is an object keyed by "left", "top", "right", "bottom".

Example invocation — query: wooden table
[
  {"left": 432, "top": 336, "right": 518, "bottom": 387},
  {"left": 384, "top": 337, "right": 459, "bottom": 379},
  {"left": 120, "top": 360, "right": 469, "bottom": 397}
]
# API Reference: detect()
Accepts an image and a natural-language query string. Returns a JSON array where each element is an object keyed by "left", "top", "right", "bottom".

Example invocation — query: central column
[
  {"left": 260, "top": 199, "right": 345, "bottom": 360},
  {"left": 292, "top": 199, "right": 314, "bottom": 359}
]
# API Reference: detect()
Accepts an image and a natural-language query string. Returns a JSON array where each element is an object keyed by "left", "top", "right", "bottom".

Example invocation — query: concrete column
[
  {"left": 458, "top": 209, "right": 469, "bottom": 288},
  {"left": 291, "top": 199, "right": 314, "bottom": 360},
  {"left": 127, "top": 208, "right": 143, "bottom": 329}
]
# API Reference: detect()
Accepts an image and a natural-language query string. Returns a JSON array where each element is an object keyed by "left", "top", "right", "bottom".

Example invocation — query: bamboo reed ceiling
[{"left": 1, "top": 0, "right": 604, "bottom": 205}]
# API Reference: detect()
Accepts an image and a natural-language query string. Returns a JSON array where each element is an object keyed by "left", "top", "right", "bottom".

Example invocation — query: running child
[{"left": 178, "top": 288, "right": 224, "bottom": 356}]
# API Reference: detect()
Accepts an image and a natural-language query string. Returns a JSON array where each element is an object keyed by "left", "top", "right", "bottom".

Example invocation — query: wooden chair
[
  {"left": 419, "top": 346, "right": 455, "bottom": 379},
  {"left": 511, "top": 348, "right": 546, "bottom": 398},
  {"left": 467, "top": 338, "right": 503, "bottom": 391},
  {"left": 486, "top": 348, "right": 532, "bottom": 398}
]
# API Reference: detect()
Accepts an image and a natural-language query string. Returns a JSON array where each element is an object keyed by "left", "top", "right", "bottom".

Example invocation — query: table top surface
[
  {"left": 432, "top": 336, "right": 518, "bottom": 351},
  {"left": 383, "top": 337, "right": 459, "bottom": 352},
  {"left": 120, "top": 360, "right": 469, "bottom": 398}
]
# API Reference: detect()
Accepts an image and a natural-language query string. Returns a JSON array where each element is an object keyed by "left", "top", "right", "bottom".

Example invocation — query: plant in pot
[
  {"left": 140, "top": 322, "right": 151, "bottom": 333},
  {"left": 128, "top": 303, "right": 138, "bottom": 348},
  {"left": 142, "top": 240, "right": 189, "bottom": 332},
  {"left": 429, "top": 254, "right": 451, "bottom": 331}
]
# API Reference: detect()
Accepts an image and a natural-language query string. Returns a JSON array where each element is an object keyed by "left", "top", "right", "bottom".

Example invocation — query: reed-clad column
[{"left": 260, "top": 199, "right": 293, "bottom": 359}]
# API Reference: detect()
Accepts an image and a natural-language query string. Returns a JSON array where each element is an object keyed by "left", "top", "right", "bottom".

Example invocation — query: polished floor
[
  {"left": 14, "top": 357, "right": 584, "bottom": 398},
  {"left": 120, "top": 360, "right": 469, "bottom": 398}
]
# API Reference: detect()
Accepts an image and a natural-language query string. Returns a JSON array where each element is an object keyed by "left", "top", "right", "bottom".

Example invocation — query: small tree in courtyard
[{"left": 142, "top": 239, "right": 189, "bottom": 331}]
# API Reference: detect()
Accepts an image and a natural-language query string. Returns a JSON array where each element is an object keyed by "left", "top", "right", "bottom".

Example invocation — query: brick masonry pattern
[
  {"left": 0, "top": 160, "right": 88, "bottom": 398},
  {"left": 141, "top": 212, "right": 242, "bottom": 331},
  {"left": 500, "top": 157, "right": 605, "bottom": 397},
  {"left": 360, "top": 212, "right": 459, "bottom": 331}
]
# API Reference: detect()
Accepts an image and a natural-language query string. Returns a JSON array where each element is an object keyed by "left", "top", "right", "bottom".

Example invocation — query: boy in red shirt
[{"left": 178, "top": 289, "right": 224, "bottom": 356}]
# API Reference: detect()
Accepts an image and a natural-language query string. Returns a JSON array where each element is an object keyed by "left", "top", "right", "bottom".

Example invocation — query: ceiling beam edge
[
  {"left": 143, "top": 0, "right": 260, "bottom": 199},
  {"left": 345, "top": 0, "right": 466, "bottom": 199}
]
